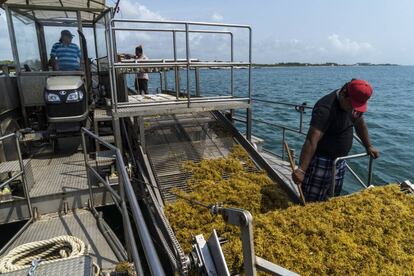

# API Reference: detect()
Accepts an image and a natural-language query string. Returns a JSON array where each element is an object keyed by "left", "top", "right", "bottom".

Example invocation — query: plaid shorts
[{"left": 302, "top": 156, "right": 346, "bottom": 202}]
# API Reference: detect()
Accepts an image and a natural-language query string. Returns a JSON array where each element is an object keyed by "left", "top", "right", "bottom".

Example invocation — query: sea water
[{"left": 127, "top": 66, "right": 414, "bottom": 194}]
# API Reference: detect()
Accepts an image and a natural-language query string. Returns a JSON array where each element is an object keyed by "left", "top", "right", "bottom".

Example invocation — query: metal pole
[
  {"left": 299, "top": 110, "right": 304, "bottom": 133},
  {"left": 108, "top": 16, "right": 118, "bottom": 112},
  {"left": 246, "top": 27, "right": 253, "bottom": 141},
  {"left": 367, "top": 156, "right": 374, "bottom": 186},
  {"left": 35, "top": 23, "right": 48, "bottom": 71},
  {"left": 246, "top": 108, "right": 252, "bottom": 141},
  {"left": 281, "top": 128, "right": 286, "bottom": 160},
  {"left": 172, "top": 30, "right": 180, "bottom": 99},
  {"left": 15, "top": 135, "right": 33, "bottom": 218},
  {"left": 195, "top": 67, "right": 200, "bottom": 97},
  {"left": 159, "top": 72, "right": 163, "bottom": 93},
  {"left": 81, "top": 131, "right": 95, "bottom": 208},
  {"left": 93, "top": 21, "right": 100, "bottom": 74},
  {"left": 185, "top": 23, "right": 190, "bottom": 107},
  {"left": 331, "top": 159, "right": 338, "bottom": 197},
  {"left": 163, "top": 69, "right": 168, "bottom": 92},
  {"left": 121, "top": 200, "right": 145, "bottom": 276},
  {"left": 5, "top": 5, "right": 28, "bottom": 126},
  {"left": 230, "top": 32, "right": 234, "bottom": 97},
  {"left": 116, "top": 156, "right": 133, "bottom": 261},
  {"left": 116, "top": 150, "right": 165, "bottom": 276}
]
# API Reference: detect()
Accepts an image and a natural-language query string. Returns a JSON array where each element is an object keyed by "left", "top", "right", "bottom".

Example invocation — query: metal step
[{"left": 100, "top": 135, "right": 115, "bottom": 144}]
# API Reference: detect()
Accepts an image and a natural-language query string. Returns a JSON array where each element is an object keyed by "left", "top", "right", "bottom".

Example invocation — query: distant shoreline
[{"left": 254, "top": 62, "right": 400, "bottom": 67}]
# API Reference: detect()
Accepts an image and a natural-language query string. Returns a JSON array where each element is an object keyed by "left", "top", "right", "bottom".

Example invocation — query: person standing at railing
[
  {"left": 292, "top": 79, "right": 380, "bottom": 202},
  {"left": 134, "top": 45, "right": 149, "bottom": 95}
]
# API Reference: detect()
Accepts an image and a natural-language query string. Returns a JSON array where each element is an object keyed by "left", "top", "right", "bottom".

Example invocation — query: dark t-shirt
[{"left": 311, "top": 90, "right": 356, "bottom": 159}]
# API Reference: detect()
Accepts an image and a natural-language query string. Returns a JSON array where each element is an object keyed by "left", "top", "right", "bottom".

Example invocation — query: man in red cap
[{"left": 292, "top": 79, "right": 379, "bottom": 202}]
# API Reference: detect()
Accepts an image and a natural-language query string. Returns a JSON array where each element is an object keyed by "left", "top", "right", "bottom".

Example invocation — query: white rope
[{"left": 0, "top": 235, "right": 88, "bottom": 273}]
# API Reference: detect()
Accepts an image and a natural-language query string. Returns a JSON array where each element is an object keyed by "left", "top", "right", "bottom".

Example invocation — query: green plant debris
[{"left": 165, "top": 146, "right": 414, "bottom": 275}]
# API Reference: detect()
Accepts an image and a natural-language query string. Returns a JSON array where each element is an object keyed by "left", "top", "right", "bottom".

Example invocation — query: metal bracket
[
  {"left": 210, "top": 205, "right": 256, "bottom": 275},
  {"left": 190, "top": 229, "right": 230, "bottom": 276}
]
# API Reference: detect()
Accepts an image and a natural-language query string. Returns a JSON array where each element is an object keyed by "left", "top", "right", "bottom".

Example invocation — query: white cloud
[
  {"left": 211, "top": 12, "right": 223, "bottom": 22},
  {"left": 117, "top": 0, "right": 164, "bottom": 20},
  {"left": 0, "top": 14, "right": 12, "bottom": 61},
  {"left": 328, "top": 34, "right": 374, "bottom": 56},
  {"left": 253, "top": 34, "right": 379, "bottom": 64}
]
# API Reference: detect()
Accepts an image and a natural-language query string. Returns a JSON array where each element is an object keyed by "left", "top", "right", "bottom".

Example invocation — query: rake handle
[{"left": 284, "top": 142, "right": 306, "bottom": 205}]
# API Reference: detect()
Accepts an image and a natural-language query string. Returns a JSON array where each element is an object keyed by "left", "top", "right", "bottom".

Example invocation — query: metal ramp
[{"left": 143, "top": 111, "right": 300, "bottom": 203}]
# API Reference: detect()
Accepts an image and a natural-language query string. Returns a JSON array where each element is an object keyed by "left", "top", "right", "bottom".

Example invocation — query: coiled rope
[{"left": 0, "top": 235, "right": 88, "bottom": 273}]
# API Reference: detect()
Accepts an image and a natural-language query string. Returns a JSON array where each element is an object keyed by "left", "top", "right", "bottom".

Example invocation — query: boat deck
[
  {"left": 115, "top": 93, "right": 250, "bottom": 117},
  {"left": 0, "top": 140, "right": 117, "bottom": 224},
  {"left": 2, "top": 209, "right": 119, "bottom": 270},
  {"left": 260, "top": 151, "right": 300, "bottom": 196}
]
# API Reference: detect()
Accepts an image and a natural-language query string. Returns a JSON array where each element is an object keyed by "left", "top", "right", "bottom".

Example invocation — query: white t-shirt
[{"left": 136, "top": 54, "right": 149, "bottom": 80}]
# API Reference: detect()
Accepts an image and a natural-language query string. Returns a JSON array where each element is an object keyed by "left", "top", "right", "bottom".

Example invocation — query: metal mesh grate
[
  {"left": 145, "top": 112, "right": 248, "bottom": 202},
  {"left": 2, "top": 210, "right": 119, "bottom": 270}
]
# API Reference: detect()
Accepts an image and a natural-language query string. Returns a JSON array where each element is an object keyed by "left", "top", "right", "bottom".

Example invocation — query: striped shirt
[{"left": 50, "top": 42, "right": 81, "bottom": 71}]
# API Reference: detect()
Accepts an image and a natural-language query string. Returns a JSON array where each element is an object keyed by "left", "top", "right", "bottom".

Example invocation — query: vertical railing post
[
  {"left": 230, "top": 32, "right": 235, "bottom": 119},
  {"left": 230, "top": 32, "right": 234, "bottom": 97},
  {"left": 172, "top": 30, "right": 180, "bottom": 99},
  {"left": 163, "top": 69, "right": 168, "bottom": 91},
  {"left": 159, "top": 71, "right": 163, "bottom": 93},
  {"left": 115, "top": 157, "right": 132, "bottom": 261},
  {"left": 195, "top": 67, "right": 200, "bottom": 97},
  {"left": 281, "top": 128, "right": 286, "bottom": 160},
  {"left": 5, "top": 5, "right": 28, "bottom": 126},
  {"left": 81, "top": 131, "right": 95, "bottom": 208},
  {"left": 185, "top": 23, "right": 190, "bottom": 107},
  {"left": 107, "top": 18, "right": 118, "bottom": 113},
  {"left": 15, "top": 134, "right": 33, "bottom": 218},
  {"left": 367, "top": 156, "right": 373, "bottom": 186},
  {"left": 246, "top": 27, "right": 253, "bottom": 141}
]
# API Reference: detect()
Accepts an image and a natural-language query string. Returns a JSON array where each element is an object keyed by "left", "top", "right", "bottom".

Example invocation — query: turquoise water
[{"left": 130, "top": 66, "right": 414, "bottom": 192}]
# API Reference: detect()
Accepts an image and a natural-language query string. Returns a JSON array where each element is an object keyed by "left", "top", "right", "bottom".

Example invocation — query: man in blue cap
[{"left": 49, "top": 30, "right": 81, "bottom": 71}]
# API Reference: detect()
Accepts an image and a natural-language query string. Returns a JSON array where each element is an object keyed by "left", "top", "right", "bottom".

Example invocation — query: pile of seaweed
[{"left": 165, "top": 145, "right": 414, "bottom": 275}]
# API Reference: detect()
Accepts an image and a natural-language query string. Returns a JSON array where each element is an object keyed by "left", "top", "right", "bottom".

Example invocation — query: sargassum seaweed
[{"left": 165, "top": 145, "right": 414, "bottom": 275}]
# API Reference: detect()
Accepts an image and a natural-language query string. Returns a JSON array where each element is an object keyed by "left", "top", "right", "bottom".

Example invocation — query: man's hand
[
  {"left": 292, "top": 168, "right": 306, "bottom": 185},
  {"left": 366, "top": 146, "right": 380, "bottom": 159}
]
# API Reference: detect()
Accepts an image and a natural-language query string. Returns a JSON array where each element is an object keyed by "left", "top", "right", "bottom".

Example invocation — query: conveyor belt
[
  {"left": 145, "top": 112, "right": 247, "bottom": 202},
  {"left": 144, "top": 111, "right": 300, "bottom": 204}
]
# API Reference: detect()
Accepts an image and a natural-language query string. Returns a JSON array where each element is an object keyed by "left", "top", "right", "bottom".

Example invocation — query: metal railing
[
  {"left": 235, "top": 98, "right": 375, "bottom": 195},
  {"left": 0, "top": 132, "right": 34, "bottom": 256},
  {"left": 81, "top": 127, "right": 165, "bottom": 276},
  {"left": 105, "top": 18, "right": 253, "bottom": 139},
  {"left": 0, "top": 133, "right": 33, "bottom": 217}
]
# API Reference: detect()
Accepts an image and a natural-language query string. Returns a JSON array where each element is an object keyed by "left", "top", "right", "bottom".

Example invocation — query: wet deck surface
[{"left": 261, "top": 151, "right": 300, "bottom": 196}]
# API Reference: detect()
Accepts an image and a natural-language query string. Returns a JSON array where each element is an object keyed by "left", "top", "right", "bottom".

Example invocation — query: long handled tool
[{"left": 284, "top": 142, "right": 306, "bottom": 205}]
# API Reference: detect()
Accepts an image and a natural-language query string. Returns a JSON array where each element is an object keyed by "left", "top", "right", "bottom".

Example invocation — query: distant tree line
[{"left": 254, "top": 62, "right": 399, "bottom": 67}]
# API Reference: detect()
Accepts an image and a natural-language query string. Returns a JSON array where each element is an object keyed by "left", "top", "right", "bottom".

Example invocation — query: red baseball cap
[{"left": 347, "top": 79, "right": 373, "bottom": 113}]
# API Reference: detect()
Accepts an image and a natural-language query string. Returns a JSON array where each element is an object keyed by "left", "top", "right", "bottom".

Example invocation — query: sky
[{"left": 0, "top": 0, "right": 413, "bottom": 64}]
